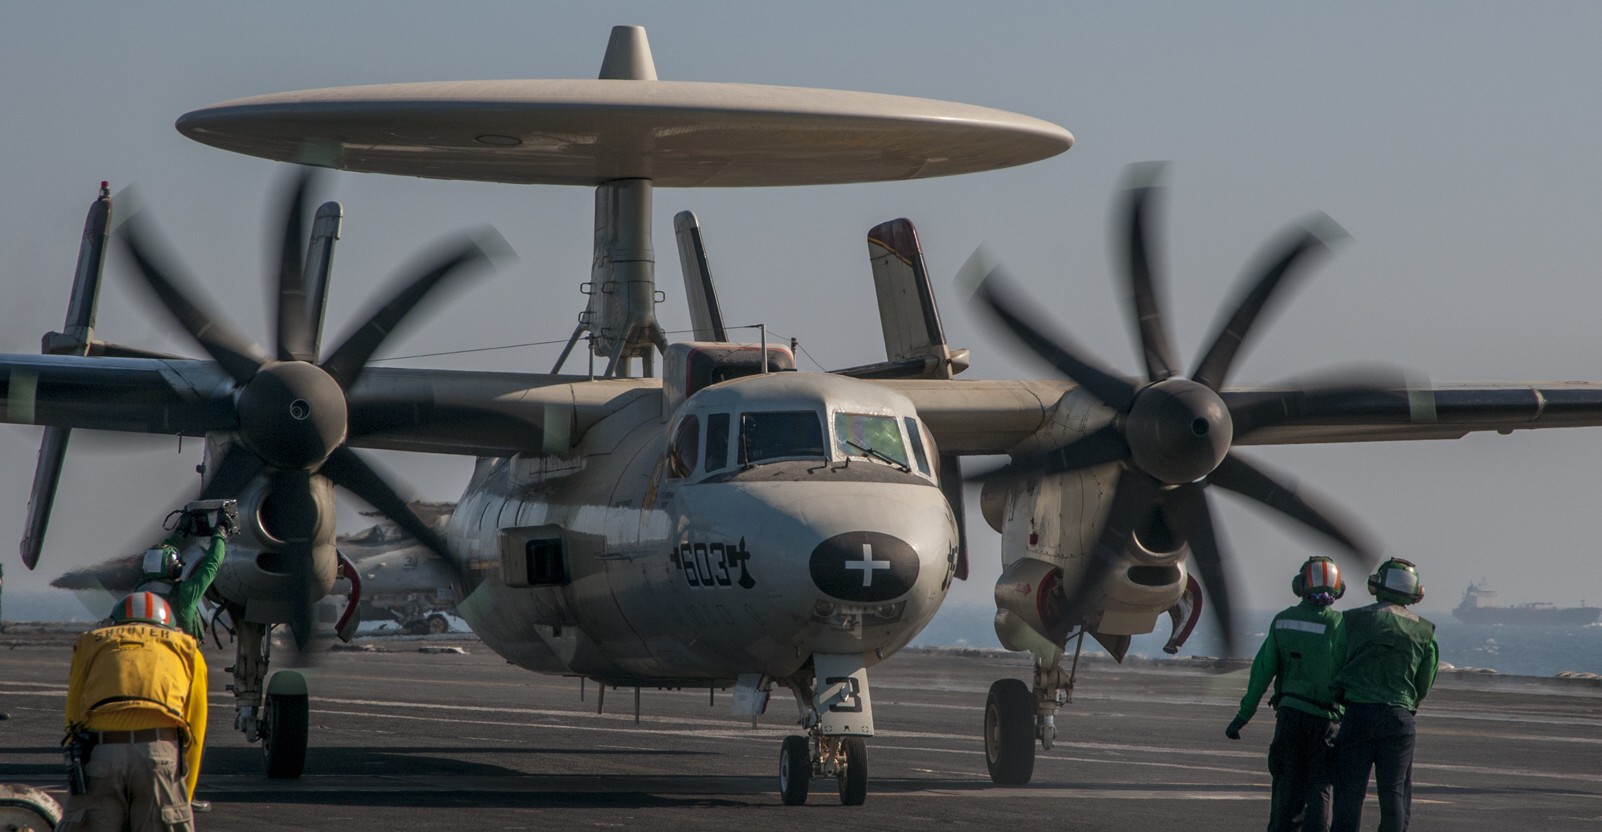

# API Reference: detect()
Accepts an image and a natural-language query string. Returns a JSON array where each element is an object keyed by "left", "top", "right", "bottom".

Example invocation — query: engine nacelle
[
  {"left": 210, "top": 464, "right": 340, "bottom": 625},
  {"left": 983, "top": 385, "right": 1193, "bottom": 640}
]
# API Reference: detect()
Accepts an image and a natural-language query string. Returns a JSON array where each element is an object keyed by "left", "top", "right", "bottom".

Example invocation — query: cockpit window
[
  {"left": 668, "top": 414, "right": 699, "bottom": 478},
  {"left": 834, "top": 412, "right": 910, "bottom": 468},
  {"left": 705, "top": 413, "right": 731, "bottom": 472},
  {"left": 904, "top": 416, "right": 931, "bottom": 476},
  {"left": 741, "top": 410, "right": 825, "bottom": 463}
]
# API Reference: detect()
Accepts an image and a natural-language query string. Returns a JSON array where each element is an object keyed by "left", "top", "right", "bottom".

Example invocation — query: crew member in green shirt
[
  {"left": 137, "top": 503, "right": 235, "bottom": 640},
  {"left": 1329, "top": 558, "right": 1437, "bottom": 832},
  {"left": 1228, "top": 556, "right": 1348, "bottom": 832}
]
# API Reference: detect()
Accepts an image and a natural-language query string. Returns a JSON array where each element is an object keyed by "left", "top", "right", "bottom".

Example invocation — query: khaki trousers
[{"left": 57, "top": 739, "right": 194, "bottom": 832}]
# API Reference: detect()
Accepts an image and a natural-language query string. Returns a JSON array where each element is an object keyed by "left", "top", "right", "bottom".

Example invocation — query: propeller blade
[
  {"left": 972, "top": 262, "right": 1138, "bottom": 411},
  {"left": 970, "top": 423, "right": 1131, "bottom": 485},
  {"left": 116, "top": 217, "right": 266, "bottom": 385},
  {"left": 1208, "top": 452, "right": 1379, "bottom": 570},
  {"left": 198, "top": 444, "right": 268, "bottom": 501},
  {"left": 1117, "top": 164, "right": 1180, "bottom": 383},
  {"left": 20, "top": 426, "right": 72, "bottom": 570},
  {"left": 1161, "top": 483, "right": 1237, "bottom": 658},
  {"left": 346, "top": 396, "right": 544, "bottom": 454},
  {"left": 285, "top": 555, "right": 319, "bottom": 659},
  {"left": 1225, "top": 369, "right": 1416, "bottom": 441},
  {"left": 1190, "top": 216, "right": 1346, "bottom": 391},
  {"left": 318, "top": 446, "right": 457, "bottom": 569},
  {"left": 274, "top": 167, "right": 319, "bottom": 363},
  {"left": 320, "top": 234, "right": 501, "bottom": 390},
  {"left": 1061, "top": 469, "right": 1159, "bottom": 624}
]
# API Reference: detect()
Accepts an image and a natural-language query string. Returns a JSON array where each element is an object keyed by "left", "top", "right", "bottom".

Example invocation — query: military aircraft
[
  {"left": 12, "top": 25, "right": 1602, "bottom": 804},
  {"left": 322, "top": 503, "right": 460, "bottom": 635}
]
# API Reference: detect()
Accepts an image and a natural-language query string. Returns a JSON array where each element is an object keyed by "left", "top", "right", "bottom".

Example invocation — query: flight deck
[{"left": 3, "top": 627, "right": 1599, "bottom": 831}]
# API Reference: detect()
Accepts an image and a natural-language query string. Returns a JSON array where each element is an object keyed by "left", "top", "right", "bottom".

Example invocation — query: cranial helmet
[
  {"left": 110, "top": 591, "right": 175, "bottom": 627},
  {"left": 141, "top": 545, "right": 181, "bottom": 583},
  {"left": 1367, "top": 557, "right": 1425, "bottom": 605},
  {"left": 1292, "top": 555, "right": 1344, "bottom": 599}
]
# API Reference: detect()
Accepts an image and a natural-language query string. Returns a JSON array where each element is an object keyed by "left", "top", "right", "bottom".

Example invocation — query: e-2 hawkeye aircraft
[{"left": 12, "top": 26, "right": 1602, "bottom": 805}]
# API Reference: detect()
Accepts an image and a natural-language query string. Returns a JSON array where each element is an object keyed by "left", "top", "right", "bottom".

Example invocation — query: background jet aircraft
[{"left": 51, "top": 502, "right": 461, "bottom": 636}]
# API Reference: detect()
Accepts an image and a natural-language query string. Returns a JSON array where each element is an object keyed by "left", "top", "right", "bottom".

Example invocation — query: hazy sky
[{"left": 4, "top": 2, "right": 1602, "bottom": 620}]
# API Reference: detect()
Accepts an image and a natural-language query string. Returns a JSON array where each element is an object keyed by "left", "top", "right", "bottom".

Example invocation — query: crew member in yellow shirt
[{"left": 59, "top": 591, "right": 208, "bottom": 831}]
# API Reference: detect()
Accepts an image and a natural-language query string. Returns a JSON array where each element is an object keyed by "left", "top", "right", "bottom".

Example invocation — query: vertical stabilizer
[
  {"left": 864, "top": 218, "right": 968, "bottom": 379},
  {"left": 302, "top": 202, "right": 343, "bottom": 358},
  {"left": 24, "top": 184, "right": 112, "bottom": 569},
  {"left": 674, "top": 211, "right": 728, "bottom": 342}
]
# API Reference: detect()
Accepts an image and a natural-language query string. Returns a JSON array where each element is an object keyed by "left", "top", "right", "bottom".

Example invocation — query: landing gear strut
[
  {"left": 226, "top": 615, "right": 310, "bottom": 779},
  {"left": 984, "top": 630, "right": 1084, "bottom": 786}
]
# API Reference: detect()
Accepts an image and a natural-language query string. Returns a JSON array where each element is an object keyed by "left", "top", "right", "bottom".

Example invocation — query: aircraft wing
[
  {"left": 0, "top": 355, "right": 658, "bottom": 457},
  {"left": 881, "top": 378, "right": 1602, "bottom": 454}
]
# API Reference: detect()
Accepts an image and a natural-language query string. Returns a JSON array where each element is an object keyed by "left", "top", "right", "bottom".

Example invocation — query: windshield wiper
[{"left": 845, "top": 440, "right": 910, "bottom": 472}]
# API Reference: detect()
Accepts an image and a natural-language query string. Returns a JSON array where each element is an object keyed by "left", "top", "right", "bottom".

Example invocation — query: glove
[
  {"left": 214, "top": 508, "right": 237, "bottom": 540},
  {"left": 1225, "top": 717, "right": 1247, "bottom": 740}
]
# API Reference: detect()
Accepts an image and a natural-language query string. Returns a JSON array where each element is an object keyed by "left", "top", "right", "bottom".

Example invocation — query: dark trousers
[
  {"left": 1331, "top": 703, "right": 1416, "bottom": 832},
  {"left": 1266, "top": 707, "right": 1338, "bottom": 832}
]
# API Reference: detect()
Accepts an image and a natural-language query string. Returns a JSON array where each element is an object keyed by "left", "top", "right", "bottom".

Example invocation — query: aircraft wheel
[
  {"left": 779, "top": 735, "right": 810, "bottom": 805},
  {"left": 838, "top": 736, "right": 868, "bottom": 806},
  {"left": 263, "top": 690, "right": 309, "bottom": 779},
  {"left": 427, "top": 613, "right": 450, "bottom": 634},
  {"left": 984, "top": 678, "right": 1035, "bottom": 785}
]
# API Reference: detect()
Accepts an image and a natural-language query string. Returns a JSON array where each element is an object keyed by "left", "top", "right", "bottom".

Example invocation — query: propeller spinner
[{"left": 973, "top": 163, "right": 1383, "bottom": 656}]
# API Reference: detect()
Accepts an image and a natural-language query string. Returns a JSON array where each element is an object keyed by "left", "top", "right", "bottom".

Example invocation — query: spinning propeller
[
  {"left": 115, "top": 167, "right": 500, "bottom": 647},
  {"left": 973, "top": 163, "right": 1384, "bottom": 656}
]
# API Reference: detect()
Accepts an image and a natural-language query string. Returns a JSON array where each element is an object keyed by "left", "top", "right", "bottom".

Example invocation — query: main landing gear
[
  {"left": 225, "top": 615, "right": 310, "bottom": 779},
  {"left": 776, "top": 654, "right": 873, "bottom": 806},
  {"left": 984, "top": 630, "right": 1086, "bottom": 786}
]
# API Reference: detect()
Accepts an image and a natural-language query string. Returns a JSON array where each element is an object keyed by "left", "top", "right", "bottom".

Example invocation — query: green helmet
[
  {"left": 141, "top": 544, "right": 181, "bottom": 583},
  {"left": 1367, "top": 557, "right": 1425, "bottom": 605}
]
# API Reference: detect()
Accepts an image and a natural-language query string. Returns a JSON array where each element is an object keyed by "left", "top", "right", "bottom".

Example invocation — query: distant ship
[{"left": 1453, "top": 583, "right": 1602, "bottom": 626}]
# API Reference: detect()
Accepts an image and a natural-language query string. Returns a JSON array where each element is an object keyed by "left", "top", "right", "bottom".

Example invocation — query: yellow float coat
[{"left": 65, "top": 623, "right": 209, "bottom": 798}]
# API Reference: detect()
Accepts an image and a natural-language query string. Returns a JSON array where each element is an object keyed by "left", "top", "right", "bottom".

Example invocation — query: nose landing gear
[
  {"left": 777, "top": 653, "right": 873, "bottom": 806},
  {"left": 777, "top": 729, "right": 870, "bottom": 806}
]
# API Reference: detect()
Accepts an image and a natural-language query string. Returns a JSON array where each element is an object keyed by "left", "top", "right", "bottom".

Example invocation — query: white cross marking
[{"left": 844, "top": 543, "right": 892, "bottom": 587}]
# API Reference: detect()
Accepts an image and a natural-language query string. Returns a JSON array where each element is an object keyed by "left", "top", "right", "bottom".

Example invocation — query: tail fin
[
  {"left": 674, "top": 210, "right": 728, "bottom": 342},
  {"left": 23, "top": 184, "right": 112, "bottom": 570},
  {"left": 836, "top": 219, "right": 969, "bottom": 379}
]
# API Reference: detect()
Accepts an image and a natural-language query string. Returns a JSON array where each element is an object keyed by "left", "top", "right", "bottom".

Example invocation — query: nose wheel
[
  {"left": 779, "top": 735, "right": 810, "bottom": 805},
  {"left": 776, "top": 731, "right": 869, "bottom": 806}
]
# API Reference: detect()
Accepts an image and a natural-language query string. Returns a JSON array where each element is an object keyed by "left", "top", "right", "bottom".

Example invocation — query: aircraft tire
[
  {"left": 263, "top": 691, "right": 310, "bottom": 779},
  {"left": 427, "top": 613, "right": 450, "bottom": 634},
  {"left": 984, "top": 678, "right": 1035, "bottom": 785},
  {"left": 779, "top": 734, "right": 810, "bottom": 805},
  {"left": 838, "top": 736, "right": 868, "bottom": 806}
]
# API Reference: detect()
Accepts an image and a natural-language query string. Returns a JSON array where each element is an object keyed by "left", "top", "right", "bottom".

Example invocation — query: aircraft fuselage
[{"left": 448, "top": 371, "right": 960, "bottom": 687}]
